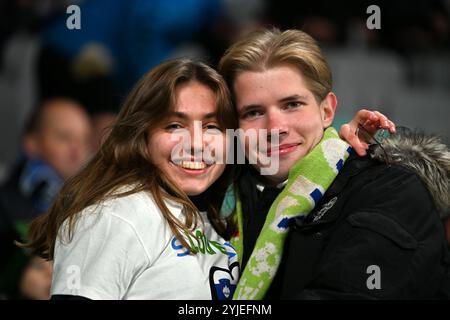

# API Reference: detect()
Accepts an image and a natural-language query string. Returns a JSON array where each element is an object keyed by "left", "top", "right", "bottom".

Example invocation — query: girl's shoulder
[
  {"left": 57, "top": 187, "right": 183, "bottom": 267},
  {"left": 89, "top": 188, "right": 184, "bottom": 226}
]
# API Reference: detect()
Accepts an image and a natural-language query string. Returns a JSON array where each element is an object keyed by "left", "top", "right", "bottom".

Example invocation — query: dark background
[{"left": 0, "top": 0, "right": 449, "bottom": 180}]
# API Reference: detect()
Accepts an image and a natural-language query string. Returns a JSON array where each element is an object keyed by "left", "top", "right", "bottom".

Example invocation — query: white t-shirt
[{"left": 50, "top": 190, "right": 239, "bottom": 300}]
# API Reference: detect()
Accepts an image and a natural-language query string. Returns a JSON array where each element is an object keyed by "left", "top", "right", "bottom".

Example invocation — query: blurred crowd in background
[{"left": 0, "top": 0, "right": 449, "bottom": 299}]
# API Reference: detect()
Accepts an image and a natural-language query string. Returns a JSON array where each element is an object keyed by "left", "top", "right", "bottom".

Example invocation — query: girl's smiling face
[{"left": 147, "top": 81, "right": 227, "bottom": 196}]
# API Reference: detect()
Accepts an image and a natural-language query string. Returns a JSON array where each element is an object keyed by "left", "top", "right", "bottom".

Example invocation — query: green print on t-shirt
[{"left": 184, "top": 230, "right": 228, "bottom": 255}]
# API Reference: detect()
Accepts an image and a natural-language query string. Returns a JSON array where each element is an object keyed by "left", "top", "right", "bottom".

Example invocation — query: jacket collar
[{"left": 292, "top": 152, "right": 376, "bottom": 228}]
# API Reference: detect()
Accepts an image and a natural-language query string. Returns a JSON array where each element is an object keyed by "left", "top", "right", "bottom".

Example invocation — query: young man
[{"left": 218, "top": 28, "right": 450, "bottom": 299}]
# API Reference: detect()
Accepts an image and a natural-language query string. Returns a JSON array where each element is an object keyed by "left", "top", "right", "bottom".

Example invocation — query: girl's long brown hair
[{"left": 23, "top": 59, "right": 238, "bottom": 260}]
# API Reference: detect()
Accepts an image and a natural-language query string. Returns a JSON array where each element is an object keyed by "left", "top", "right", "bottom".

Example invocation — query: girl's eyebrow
[
  {"left": 169, "top": 111, "right": 217, "bottom": 120},
  {"left": 240, "top": 104, "right": 261, "bottom": 113}
]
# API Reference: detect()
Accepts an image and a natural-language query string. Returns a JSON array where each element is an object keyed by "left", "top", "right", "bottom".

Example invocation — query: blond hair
[{"left": 218, "top": 28, "right": 332, "bottom": 103}]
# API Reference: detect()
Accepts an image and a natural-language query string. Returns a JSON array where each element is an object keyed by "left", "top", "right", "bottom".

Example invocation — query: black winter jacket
[
  {"left": 269, "top": 152, "right": 450, "bottom": 299},
  {"left": 243, "top": 130, "right": 450, "bottom": 299}
]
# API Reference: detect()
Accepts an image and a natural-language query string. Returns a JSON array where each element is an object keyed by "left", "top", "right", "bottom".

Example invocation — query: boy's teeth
[{"left": 180, "top": 161, "right": 206, "bottom": 170}]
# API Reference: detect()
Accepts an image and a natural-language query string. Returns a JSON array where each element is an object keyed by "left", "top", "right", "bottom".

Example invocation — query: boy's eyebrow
[
  {"left": 203, "top": 112, "right": 217, "bottom": 120},
  {"left": 239, "top": 94, "right": 309, "bottom": 113},
  {"left": 278, "top": 94, "right": 308, "bottom": 103}
]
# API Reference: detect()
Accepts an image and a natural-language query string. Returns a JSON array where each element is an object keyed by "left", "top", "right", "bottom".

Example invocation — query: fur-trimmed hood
[{"left": 371, "top": 128, "right": 450, "bottom": 218}]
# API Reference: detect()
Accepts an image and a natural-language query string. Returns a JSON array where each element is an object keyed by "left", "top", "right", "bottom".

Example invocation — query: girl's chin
[
  {"left": 184, "top": 187, "right": 208, "bottom": 196},
  {"left": 178, "top": 179, "right": 213, "bottom": 196}
]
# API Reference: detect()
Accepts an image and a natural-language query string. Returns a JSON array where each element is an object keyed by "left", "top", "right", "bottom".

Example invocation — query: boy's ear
[
  {"left": 23, "top": 134, "right": 39, "bottom": 158},
  {"left": 321, "top": 92, "right": 337, "bottom": 128}
]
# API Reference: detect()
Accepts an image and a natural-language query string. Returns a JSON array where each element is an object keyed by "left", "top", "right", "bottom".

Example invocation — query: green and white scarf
[{"left": 227, "top": 127, "right": 351, "bottom": 299}]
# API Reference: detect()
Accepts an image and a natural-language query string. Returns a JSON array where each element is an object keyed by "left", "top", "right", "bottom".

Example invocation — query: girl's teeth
[{"left": 180, "top": 161, "right": 206, "bottom": 170}]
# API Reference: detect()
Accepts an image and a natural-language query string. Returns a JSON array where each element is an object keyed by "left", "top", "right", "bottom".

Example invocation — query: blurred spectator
[
  {"left": 0, "top": 97, "right": 91, "bottom": 299},
  {"left": 1, "top": 247, "right": 52, "bottom": 300},
  {"left": 0, "top": 220, "right": 52, "bottom": 300},
  {"left": 0, "top": 97, "right": 92, "bottom": 225},
  {"left": 23, "top": 98, "right": 92, "bottom": 182},
  {"left": 19, "top": 256, "right": 53, "bottom": 300}
]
